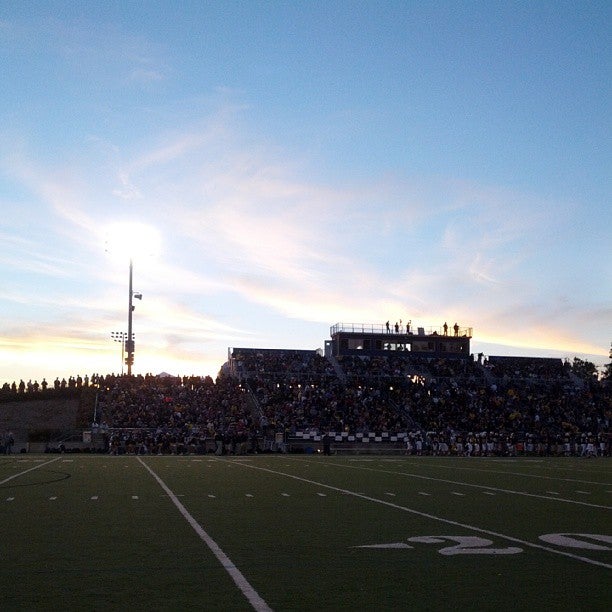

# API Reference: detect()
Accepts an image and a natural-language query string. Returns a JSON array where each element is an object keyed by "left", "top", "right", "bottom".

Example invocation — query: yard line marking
[
  {"left": 0, "top": 456, "right": 62, "bottom": 485},
  {"left": 309, "top": 460, "right": 612, "bottom": 510},
  {"left": 546, "top": 491, "right": 560, "bottom": 495},
  {"left": 137, "top": 458, "right": 272, "bottom": 612},
  {"left": 208, "top": 494, "right": 216, "bottom": 498},
  {"left": 451, "top": 492, "right": 465, "bottom": 496},
  {"left": 245, "top": 494, "right": 254, "bottom": 498},
  {"left": 49, "top": 496, "right": 57, "bottom": 500},
  {"left": 419, "top": 492, "right": 431, "bottom": 496},
  {"left": 281, "top": 493, "right": 290, "bottom": 497},
  {"left": 235, "top": 462, "right": 612, "bottom": 570},
  {"left": 403, "top": 460, "right": 612, "bottom": 487},
  {"left": 7, "top": 497, "right": 14, "bottom": 501},
  {"left": 91, "top": 496, "right": 98, "bottom": 500},
  {"left": 385, "top": 492, "right": 396, "bottom": 497},
  {"left": 316, "top": 492, "right": 327, "bottom": 497}
]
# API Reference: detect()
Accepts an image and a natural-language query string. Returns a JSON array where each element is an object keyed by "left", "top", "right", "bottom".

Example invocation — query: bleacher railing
[{"left": 330, "top": 322, "right": 473, "bottom": 337}]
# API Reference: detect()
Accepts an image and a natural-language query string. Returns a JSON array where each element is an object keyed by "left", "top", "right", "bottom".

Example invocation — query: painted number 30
[{"left": 358, "top": 533, "right": 612, "bottom": 555}]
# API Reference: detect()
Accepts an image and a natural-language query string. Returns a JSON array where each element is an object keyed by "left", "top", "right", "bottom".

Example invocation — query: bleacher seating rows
[{"left": 1, "top": 350, "right": 609, "bottom": 456}]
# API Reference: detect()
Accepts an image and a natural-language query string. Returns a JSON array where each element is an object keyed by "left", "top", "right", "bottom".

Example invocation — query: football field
[{"left": 1, "top": 454, "right": 610, "bottom": 610}]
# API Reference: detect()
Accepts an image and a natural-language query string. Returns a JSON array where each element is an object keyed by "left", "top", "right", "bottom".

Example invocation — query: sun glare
[{"left": 103, "top": 222, "right": 162, "bottom": 263}]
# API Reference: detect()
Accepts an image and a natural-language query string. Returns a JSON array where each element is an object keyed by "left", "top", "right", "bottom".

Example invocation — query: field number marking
[
  {"left": 407, "top": 536, "right": 522, "bottom": 555},
  {"left": 539, "top": 533, "right": 612, "bottom": 551},
  {"left": 356, "top": 533, "right": 611, "bottom": 556}
]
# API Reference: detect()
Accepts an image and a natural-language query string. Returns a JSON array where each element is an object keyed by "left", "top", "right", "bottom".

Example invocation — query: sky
[{"left": 0, "top": 0, "right": 610, "bottom": 383}]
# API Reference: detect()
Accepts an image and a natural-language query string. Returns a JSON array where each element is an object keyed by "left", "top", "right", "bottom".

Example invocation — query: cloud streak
[{"left": 0, "top": 95, "right": 608, "bottom": 384}]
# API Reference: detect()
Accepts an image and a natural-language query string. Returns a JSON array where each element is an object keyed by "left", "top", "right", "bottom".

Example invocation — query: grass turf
[{"left": 0, "top": 455, "right": 610, "bottom": 611}]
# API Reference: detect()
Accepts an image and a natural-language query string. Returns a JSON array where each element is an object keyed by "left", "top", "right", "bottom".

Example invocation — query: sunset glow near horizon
[{"left": 1, "top": 1, "right": 610, "bottom": 384}]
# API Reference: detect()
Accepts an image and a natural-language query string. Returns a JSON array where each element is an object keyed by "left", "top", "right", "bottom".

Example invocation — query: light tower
[{"left": 125, "top": 258, "right": 142, "bottom": 375}]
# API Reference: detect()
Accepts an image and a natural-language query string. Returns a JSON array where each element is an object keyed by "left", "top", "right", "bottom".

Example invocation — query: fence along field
[{"left": 0, "top": 454, "right": 610, "bottom": 610}]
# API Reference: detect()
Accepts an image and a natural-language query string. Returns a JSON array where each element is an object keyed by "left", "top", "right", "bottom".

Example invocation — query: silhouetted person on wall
[
  {"left": 443, "top": 322, "right": 448, "bottom": 335},
  {"left": 454, "top": 322, "right": 459, "bottom": 336}
]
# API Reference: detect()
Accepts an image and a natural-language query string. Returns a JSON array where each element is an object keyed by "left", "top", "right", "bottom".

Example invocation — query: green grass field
[{"left": 1, "top": 454, "right": 610, "bottom": 611}]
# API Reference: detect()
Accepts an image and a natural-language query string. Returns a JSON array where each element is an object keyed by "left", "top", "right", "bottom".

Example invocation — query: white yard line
[
  {"left": 315, "top": 460, "right": 612, "bottom": 510},
  {"left": 402, "top": 459, "right": 612, "bottom": 486},
  {"left": 0, "top": 456, "right": 62, "bottom": 485},
  {"left": 234, "top": 461, "right": 612, "bottom": 570},
  {"left": 137, "top": 457, "right": 272, "bottom": 612}
]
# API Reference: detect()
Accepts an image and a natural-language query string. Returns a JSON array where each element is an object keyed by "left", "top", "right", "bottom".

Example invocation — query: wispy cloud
[{"left": 1, "top": 99, "right": 608, "bottom": 382}]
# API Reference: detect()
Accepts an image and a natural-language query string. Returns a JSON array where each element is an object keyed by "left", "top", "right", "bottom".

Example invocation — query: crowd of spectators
[
  {"left": 231, "top": 349, "right": 609, "bottom": 456},
  {"left": 0, "top": 374, "right": 96, "bottom": 400},
  {"left": 94, "top": 373, "right": 258, "bottom": 455},
  {"left": 1, "top": 348, "right": 610, "bottom": 456}
]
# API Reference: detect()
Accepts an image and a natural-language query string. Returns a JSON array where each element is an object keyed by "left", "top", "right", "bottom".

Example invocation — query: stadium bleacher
[{"left": 1, "top": 342, "right": 610, "bottom": 457}]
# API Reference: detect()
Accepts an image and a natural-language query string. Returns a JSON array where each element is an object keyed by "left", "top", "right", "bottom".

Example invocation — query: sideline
[
  {"left": 306, "top": 458, "right": 612, "bottom": 510},
  {"left": 137, "top": 457, "right": 273, "bottom": 612},
  {"left": 0, "top": 456, "right": 62, "bottom": 485},
  {"left": 232, "top": 459, "right": 611, "bottom": 570}
]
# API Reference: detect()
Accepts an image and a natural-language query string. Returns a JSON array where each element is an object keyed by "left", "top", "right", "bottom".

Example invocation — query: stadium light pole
[{"left": 124, "top": 258, "right": 142, "bottom": 376}]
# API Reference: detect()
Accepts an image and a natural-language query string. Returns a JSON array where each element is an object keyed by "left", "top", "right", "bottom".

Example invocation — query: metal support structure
[
  {"left": 111, "top": 331, "right": 134, "bottom": 375},
  {"left": 125, "top": 259, "right": 135, "bottom": 375}
]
